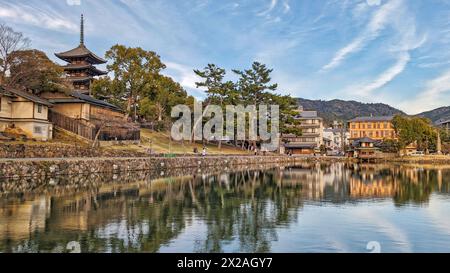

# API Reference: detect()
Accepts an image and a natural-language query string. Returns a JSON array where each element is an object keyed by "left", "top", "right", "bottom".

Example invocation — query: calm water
[{"left": 1, "top": 163, "right": 450, "bottom": 253}]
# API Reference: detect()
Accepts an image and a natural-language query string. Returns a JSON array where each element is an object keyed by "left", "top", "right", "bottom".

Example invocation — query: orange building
[{"left": 348, "top": 116, "right": 396, "bottom": 141}]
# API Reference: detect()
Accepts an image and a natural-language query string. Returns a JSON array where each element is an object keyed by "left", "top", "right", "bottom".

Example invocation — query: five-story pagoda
[{"left": 55, "top": 15, "right": 107, "bottom": 95}]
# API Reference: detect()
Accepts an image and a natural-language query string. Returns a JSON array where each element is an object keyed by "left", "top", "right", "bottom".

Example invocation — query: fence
[
  {"left": 49, "top": 110, "right": 96, "bottom": 140},
  {"left": 49, "top": 110, "right": 141, "bottom": 141}
]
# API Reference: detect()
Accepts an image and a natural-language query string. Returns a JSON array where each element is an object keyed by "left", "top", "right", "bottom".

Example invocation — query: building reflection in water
[{"left": 0, "top": 163, "right": 449, "bottom": 253}]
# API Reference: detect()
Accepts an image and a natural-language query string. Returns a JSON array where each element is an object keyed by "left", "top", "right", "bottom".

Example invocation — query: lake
[{"left": 1, "top": 162, "right": 450, "bottom": 253}]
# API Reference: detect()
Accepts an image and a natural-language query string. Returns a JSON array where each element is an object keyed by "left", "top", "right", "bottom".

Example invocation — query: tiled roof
[
  {"left": 69, "top": 91, "right": 122, "bottom": 112},
  {"left": 358, "top": 137, "right": 376, "bottom": 143},
  {"left": 1, "top": 86, "right": 53, "bottom": 107},
  {"left": 67, "top": 76, "right": 93, "bottom": 82},
  {"left": 348, "top": 116, "right": 394, "bottom": 122},
  {"left": 284, "top": 143, "right": 316, "bottom": 149},
  {"left": 55, "top": 44, "right": 106, "bottom": 64},
  {"left": 63, "top": 64, "right": 107, "bottom": 75}
]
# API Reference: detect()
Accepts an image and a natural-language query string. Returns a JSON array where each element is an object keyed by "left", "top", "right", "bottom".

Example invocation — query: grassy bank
[
  {"left": 1, "top": 128, "right": 252, "bottom": 157},
  {"left": 107, "top": 129, "right": 252, "bottom": 155}
]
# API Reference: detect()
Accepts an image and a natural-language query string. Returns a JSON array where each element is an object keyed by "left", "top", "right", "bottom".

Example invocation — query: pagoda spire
[{"left": 80, "top": 14, "right": 84, "bottom": 45}]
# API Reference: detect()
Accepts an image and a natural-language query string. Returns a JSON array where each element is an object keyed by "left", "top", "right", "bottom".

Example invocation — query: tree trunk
[{"left": 92, "top": 123, "right": 106, "bottom": 149}]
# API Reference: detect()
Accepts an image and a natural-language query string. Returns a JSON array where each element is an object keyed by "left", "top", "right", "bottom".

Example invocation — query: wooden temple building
[{"left": 40, "top": 15, "right": 140, "bottom": 142}]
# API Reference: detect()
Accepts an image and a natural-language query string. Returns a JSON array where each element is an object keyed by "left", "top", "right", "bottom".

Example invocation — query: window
[
  {"left": 368, "top": 124, "right": 372, "bottom": 129},
  {"left": 351, "top": 124, "right": 356, "bottom": 129},
  {"left": 37, "top": 104, "right": 43, "bottom": 114},
  {"left": 34, "top": 126, "right": 42, "bottom": 134},
  {"left": 384, "top": 122, "right": 388, "bottom": 129}
]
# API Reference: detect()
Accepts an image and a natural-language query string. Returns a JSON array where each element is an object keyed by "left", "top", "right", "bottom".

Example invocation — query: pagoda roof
[
  {"left": 67, "top": 76, "right": 93, "bottom": 83},
  {"left": 63, "top": 64, "right": 107, "bottom": 75},
  {"left": 55, "top": 44, "right": 107, "bottom": 64}
]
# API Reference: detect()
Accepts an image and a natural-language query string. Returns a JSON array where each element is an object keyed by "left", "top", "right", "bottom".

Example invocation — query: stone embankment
[
  {"left": 386, "top": 155, "right": 450, "bottom": 164},
  {"left": 0, "top": 143, "right": 148, "bottom": 158},
  {"left": 0, "top": 156, "right": 303, "bottom": 179}
]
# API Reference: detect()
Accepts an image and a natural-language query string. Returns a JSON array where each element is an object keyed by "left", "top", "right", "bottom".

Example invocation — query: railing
[{"left": 49, "top": 110, "right": 96, "bottom": 140}]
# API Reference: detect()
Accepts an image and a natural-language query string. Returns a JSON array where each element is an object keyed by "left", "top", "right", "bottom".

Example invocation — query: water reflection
[{"left": 1, "top": 163, "right": 450, "bottom": 253}]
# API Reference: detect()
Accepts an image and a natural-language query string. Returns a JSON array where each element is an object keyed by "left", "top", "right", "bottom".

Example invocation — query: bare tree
[{"left": 0, "top": 23, "right": 31, "bottom": 84}]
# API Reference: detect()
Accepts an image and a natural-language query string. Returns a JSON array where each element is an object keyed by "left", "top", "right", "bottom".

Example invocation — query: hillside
[
  {"left": 416, "top": 106, "right": 450, "bottom": 124},
  {"left": 106, "top": 129, "right": 252, "bottom": 155},
  {"left": 297, "top": 98, "right": 405, "bottom": 125}
]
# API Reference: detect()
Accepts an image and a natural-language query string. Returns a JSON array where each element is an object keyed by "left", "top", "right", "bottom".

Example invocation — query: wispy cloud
[
  {"left": 0, "top": 3, "right": 78, "bottom": 32},
  {"left": 400, "top": 69, "right": 450, "bottom": 113},
  {"left": 359, "top": 52, "right": 411, "bottom": 96},
  {"left": 321, "top": 0, "right": 403, "bottom": 72},
  {"left": 1, "top": 0, "right": 449, "bottom": 113},
  {"left": 282, "top": 0, "right": 290, "bottom": 13},
  {"left": 366, "top": 0, "right": 382, "bottom": 6},
  {"left": 66, "top": 0, "right": 81, "bottom": 6},
  {"left": 257, "top": 0, "right": 278, "bottom": 16}
]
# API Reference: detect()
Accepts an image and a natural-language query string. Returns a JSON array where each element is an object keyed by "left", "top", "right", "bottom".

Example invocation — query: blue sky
[{"left": 1, "top": 0, "right": 450, "bottom": 114}]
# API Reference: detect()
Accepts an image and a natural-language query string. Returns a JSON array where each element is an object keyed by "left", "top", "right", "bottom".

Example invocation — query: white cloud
[
  {"left": 164, "top": 61, "right": 205, "bottom": 98},
  {"left": 321, "top": 0, "right": 403, "bottom": 72},
  {"left": 283, "top": 1, "right": 291, "bottom": 13},
  {"left": 366, "top": 0, "right": 382, "bottom": 6},
  {"left": 400, "top": 70, "right": 450, "bottom": 114},
  {"left": 66, "top": 0, "right": 81, "bottom": 6},
  {"left": 0, "top": 4, "right": 78, "bottom": 32}
]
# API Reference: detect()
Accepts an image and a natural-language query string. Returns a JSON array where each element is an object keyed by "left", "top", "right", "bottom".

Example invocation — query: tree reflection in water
[{"left": 0, "top": 163, "right": 449, "bottom": 253}]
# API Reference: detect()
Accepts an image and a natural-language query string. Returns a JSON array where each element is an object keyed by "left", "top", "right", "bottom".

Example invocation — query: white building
[{"left": 323, "top": 122, "right": 350, "bottom": 155}]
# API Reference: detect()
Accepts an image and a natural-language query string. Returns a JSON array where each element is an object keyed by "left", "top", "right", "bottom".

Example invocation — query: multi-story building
[
  {"left": 348, "top": 116, "right": 396, "bottom": 141},
  {"left": 283, "top": 106, "right": 323, "bottom": 154},
  {"left": 323, "top": 121, "right": 350, "bottom": 155}
]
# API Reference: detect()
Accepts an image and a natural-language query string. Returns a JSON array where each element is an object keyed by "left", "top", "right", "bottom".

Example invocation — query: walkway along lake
[{"left": 1, "top": 162, "right": 450, "bottom": 253}]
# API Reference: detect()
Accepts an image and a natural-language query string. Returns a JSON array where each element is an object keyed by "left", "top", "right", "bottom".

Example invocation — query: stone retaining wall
[
  {"left": 0, "top": 143, "right": 148, "bottom": 158},
  {"left": 0, "top": 156, "right": 301, "bottom": 179}
]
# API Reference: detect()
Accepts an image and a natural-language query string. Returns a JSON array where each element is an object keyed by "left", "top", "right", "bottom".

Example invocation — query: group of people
[{"left": 193, "top": 147, "right": 208, "bottom": 157}]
